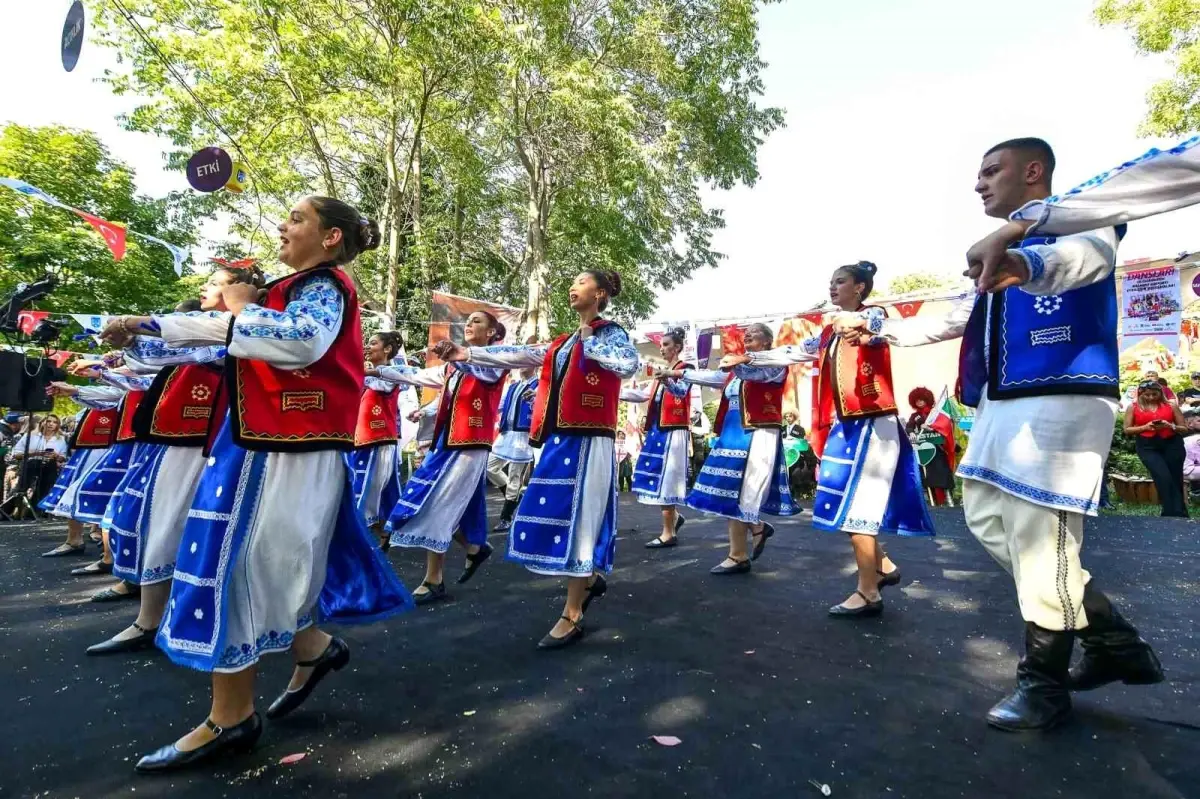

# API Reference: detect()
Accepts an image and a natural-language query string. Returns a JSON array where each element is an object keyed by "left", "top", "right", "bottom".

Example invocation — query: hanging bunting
[
  {"left": 0, "top": 177, "right": 69, "bottom": 208},
  {"left": 73, "top": 210, "right": 127, "bottom": 260},
  {"left": 894, "top": 301, "right": 924, "bottom": 318},
  {"left": 69, "top": 314, "right": 111, "bottom": 335},
  {"left": 17, "top": 311, "right": 50, "bottom": 335},
  {"left": 130, "top": 231, "right": 188, "bottom": 275},
  {"left": 719, "top": 324, "right": 746, "bottom": 356}
]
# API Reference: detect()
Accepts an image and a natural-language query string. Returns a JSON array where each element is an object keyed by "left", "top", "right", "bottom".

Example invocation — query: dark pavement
[{"left": 1, "top": 496, "right": 1197, "bottom": 799}]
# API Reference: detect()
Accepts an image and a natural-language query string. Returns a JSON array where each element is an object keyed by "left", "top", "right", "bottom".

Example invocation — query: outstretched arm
[{"left": 227, "top": 274, "right": 344, "bottom": 370}]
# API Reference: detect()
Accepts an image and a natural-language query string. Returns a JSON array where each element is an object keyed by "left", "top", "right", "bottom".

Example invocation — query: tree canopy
[
  {"left": 88, "top": 0, "right": 782, "bottom": 340},
  {"left": 886, "top": 271, "right": 957, "bottom": 296}
]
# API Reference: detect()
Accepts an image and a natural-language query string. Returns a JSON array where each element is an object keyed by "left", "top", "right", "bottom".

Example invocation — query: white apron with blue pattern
[
  {"left": 386, "top": 435, "right": 489, "bottom": 552},
  {"left": 348, "top": 443, "right": 401, "bottom": 527},
  {"left": 39, "top": 447, "right": 107, "bottom": 518},
  {"left": 71, "top": 442, "right": 137, "bottom": 524}
]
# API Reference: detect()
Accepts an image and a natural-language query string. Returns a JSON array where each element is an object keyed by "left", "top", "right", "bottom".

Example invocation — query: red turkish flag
[
  {"left": 719, "top": 324, "right": 746, "bottom": 356},
  {"left": 74, "top": 210, "right": 127, "bottom": 260},
  {"left": 894, "top": 300, "right": 924, "bottom": 318},
  {"left": 17, "top": 310, "right": 49, "bottom": 335},
  {"left": 49, "top": 351, "right": 80, "bottom": 367},
  {"left": 800, "top": 312, "right": 824, "bottom": 327}
]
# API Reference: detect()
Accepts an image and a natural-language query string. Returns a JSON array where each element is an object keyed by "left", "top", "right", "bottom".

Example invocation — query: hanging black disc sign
[{"left": 61, "top": 1, "right": 86, "bottom": 73}]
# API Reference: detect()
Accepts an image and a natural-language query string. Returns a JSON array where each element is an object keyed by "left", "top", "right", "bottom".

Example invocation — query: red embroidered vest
[
  {"left": 354, "top": 385, "right": 400, "bottom": 447},
  {"left": 714, "top": 372, "right": 786, "bottom": 435},
  {"left": 132, "top": 363, "right": 224, "bottom": 446},
  {"left": 431, "top": 366, "right": 506, "bottom": 450},
  {"left": 644, "top": 360, "right": 693, "bottom": 432},
  {"left": 72, "top": 408, "right": 116, "bottom": 449},
  {"left": 114, "top": 390, "right": 147, "bottom": 443},
  {"left": 530, "top": 319, "right": 624, "bottom": 446},
  {"left": 229, "top": 265, "right": 363, "bottom": 452},
  {"left": 811, "top": 306, "right": 898, "bottom": 457}
]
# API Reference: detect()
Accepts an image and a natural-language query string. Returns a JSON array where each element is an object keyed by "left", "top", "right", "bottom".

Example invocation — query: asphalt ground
[{"left": 0, "top": 495, "right": 1196, "bottom": 799}]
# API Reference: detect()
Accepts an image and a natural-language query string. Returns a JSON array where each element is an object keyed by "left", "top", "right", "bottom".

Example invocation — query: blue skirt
[
  {"left": 811, "top": 416, "right": 935, "bottom": 536},
  {"left": 348, "top": 443, "right": 401, "bottom": 526},
  {"left": 73, "top": 442, "right": 137, "bottom": 524},
  {"left": 156, "top": 417, "right": 413, "bottom": 673},
  {"left": 39, "top": 448, "right": 102, "bottom": 513},
  {"left": 685, "top": 408, "right": 798, "bottom": 523}
]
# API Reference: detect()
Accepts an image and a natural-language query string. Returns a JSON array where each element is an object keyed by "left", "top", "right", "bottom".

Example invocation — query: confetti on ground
[
  {"left": 808, "top": 779, "right": 832, "bottom": 796},
  {"left": 463, "top": 710, "right": 476, "bottom": 716},
  {"left": 651, "top": 736, "right": 682, "bottom": 747},
  {"left": 278, "top": 753, "right": 307, "bottom": 765},
  {"left": 744, "top": 650, "right": 755, "bottom": 655}
]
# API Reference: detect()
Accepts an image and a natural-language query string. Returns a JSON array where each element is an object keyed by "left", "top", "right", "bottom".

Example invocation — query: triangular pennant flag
[
  {"left": 799, "top": 312, "right": 824, "bottom": 327},
  {"left": 73, "top": 210, "right": 127, "bottom": 260},
  {"left": 0, "top": 177, "right": 69, "bottom": 209},
  {"left": 719, "top": 324, "right": 746, "bottom": 356},
  {"left": 17, "top": 310, "right": 49, "bottom": 335},
  {"left": 130, "top": 230, "right": 188, "bottom": 275},
  {"left": 894, "top": 301, "right": 924, "bottom": 318},
  {"left": 70, "top": 314, "right": 111, "bottom": 334}
]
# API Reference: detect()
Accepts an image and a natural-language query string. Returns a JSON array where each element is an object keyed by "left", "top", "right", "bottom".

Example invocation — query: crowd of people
[{"left": 9, "top": 131, "right": 1200, "bottom": 775}]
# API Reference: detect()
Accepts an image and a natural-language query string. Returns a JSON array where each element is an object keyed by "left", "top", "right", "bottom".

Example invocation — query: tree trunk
[
  {"left": 522, "top": 168, "right": 552, "bottom": 341},
  {"left": 412, "top": 139, "right": 426, "bottom": 284},
  {"left": 383, "top": 121, "right": 403, "bottom": 327}
]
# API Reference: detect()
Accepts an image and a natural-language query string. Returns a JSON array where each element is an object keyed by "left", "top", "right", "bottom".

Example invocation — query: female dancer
[
  {"left": 623, "top": 328, "right": 693, "bottom": 548},
  {"left": 100, "top": 195, "right": 410, "bottom": 773},
  {"left": 436, "top": 271, "right": 637, "bottom": 648},
  {"left": 85, "top": 266, "right": 262, "bottom": 655},
  {"left": 351, "top": 330, "right": 405, "bottom": 549},
  {"left": 723, "top": 262, "right": 933, "bottom": 616},
  {"left": 38, "top": 387, "right": 123, "bottom": 558},
  {"left": 486, "top": 350, "right": 539, "bottom": 533},
  {"left": 660, "top": 323, "right": 798, "bottom": 573},
  {"left": 376, "top": 312, "right": 507, "bottom": 601}
]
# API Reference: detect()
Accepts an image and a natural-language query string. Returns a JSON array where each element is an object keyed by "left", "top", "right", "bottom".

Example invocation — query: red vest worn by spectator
[
  {"left": 714, "top": 371, "right": 786, "bottom": 435},
  {"left": 115, "top": 390, "right": 147, "bottom": 443},
  {"left": 810, "top": 306, "right": 898, "bottom": 458},
  {"left": 72, "top": 408, "right": 116, "bottom": 449},
  {"left": 530, "top": 319, "right": 625, "bottom": 446},
  {"left": 431, "top": 365, "right": 505, "bottom": 450},
  {"left": 229, "top": 265, "right": 364, "bottom": 452},
  {"left": 354, "top": 385, "right": 400, "bottom": 447},
  {"left": 133, "top": 363, "right": 225, "bottom": 446},
  {"left": 644, "top": 360, "right": 694, "bottom": 433}
]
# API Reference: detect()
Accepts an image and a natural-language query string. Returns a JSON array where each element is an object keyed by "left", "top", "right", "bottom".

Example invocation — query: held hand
[
  {"left": 46, "top": 381, "right": 79, "bottom": 397},
  {"left": 578, "top": 324, "right": 594, "bottom": 341},
  {"left": 406, "top": 409, "right": 423, "bottom": 423},
  {"left": 99, "top": 317, "right": 134, "bottom": 347},
  {"left": 438, "top": 341, "right": 469, "bottom": 363},
  {"left": 217, "top": 283, "right": 264, "bottom": 316},
  {"left": 964, "top": 220, "right": 1034, "bottom": 293},
  {"left": 68, "top": 360, "right": 105, "bottom": 379},
  {"left": 718, "top": 353, "right": 750, "bottom": 371},
  {"left": 365, "top": 367, "right": 380, "bottom": 378},
  {"left": 102, "top": 351, "right": 125, "bottom": 368}
]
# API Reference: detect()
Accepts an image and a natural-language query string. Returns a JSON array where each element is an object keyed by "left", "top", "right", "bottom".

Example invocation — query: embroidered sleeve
[
  {"left": 228, "top": 274, "right": 344, "bottom": 370},
  {"left": 734, "top": 364, "right": 788, "bottom": 383},
  {"left": 1016, "top": 227, "right": 1119, "bottom": 297},
  {"left": 880, "top": 292, "right": 975, "bottom": 347},
  {"left": 746, "top": 345, "right": 816, "bottom": 367},
  {"left": 468, "top": 344, "right": 547, "bottom": 369},
  {"left": 452, "top": 362, "right": 506, "bottom": 384},
  {"left": 74, "top": 385, "right": 124, "bottom": 408},
  {"left": 1013, "top": 135, "right": 1200, "bottom": 236},
  {"left": 620, "top": 384, "right": 652, "bottom": 403},
  {"left": 99, "top": 369, "right": 156, "bottom": 392},
  {"left": 583, "top": 326, "right": 639, "bottom": 377},
  {"left": 155, "top": 311, "right": 232, "bottom": 348},
  {"left": 125, "top": 336, "right": 225, "bottom": 368},
  {"left": 364, "top": 376, "right": 396, "bottom": 393},
  {"left": 375, "top": 365, "right": 446, "bottom": 389},
  {"left": 681, "top": 368, "right": 730, "bottom": 388},
  {"left": 860, "top": 309, "right": 889, "bottom": 348}
]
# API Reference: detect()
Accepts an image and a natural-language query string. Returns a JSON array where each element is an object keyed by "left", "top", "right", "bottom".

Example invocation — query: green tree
[
  {"left": 0, "top": 124, "right": 204, "bottom": 337},
  {"left": 886, "top": 271, "right": 956, "bottom": 296},
  {"left": 1096, "top": 0, "right": 1200, "bottom": 134}
]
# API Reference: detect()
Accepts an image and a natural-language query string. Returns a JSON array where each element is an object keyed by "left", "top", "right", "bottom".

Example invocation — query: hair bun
[
  {"left": 607, "top": 270, "right": 622, "bottom": 298},
  {"left": 858, "top": 260, "right": 877, "bottom": 276},
  {"left": 358, "top": 218, "right": 381, "bottom": 252}
]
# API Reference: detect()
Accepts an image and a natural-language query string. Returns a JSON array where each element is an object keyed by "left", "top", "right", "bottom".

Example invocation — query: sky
[{"left": 3, "top": 1, "right": 1200, "bottom": 324}]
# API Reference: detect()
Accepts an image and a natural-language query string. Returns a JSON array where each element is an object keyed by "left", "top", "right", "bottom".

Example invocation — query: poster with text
[{"left": 1120, "top": 265, "right": 1183, "bottom": 370}]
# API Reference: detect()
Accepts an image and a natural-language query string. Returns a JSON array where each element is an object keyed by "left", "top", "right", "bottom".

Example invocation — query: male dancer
[{"left": 838, "top": 136, "right": 1189, "bottom": 731}]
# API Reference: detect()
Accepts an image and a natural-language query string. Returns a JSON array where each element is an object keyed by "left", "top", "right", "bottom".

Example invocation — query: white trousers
[
  {"left": 963, "top": 480, "right": 1091, "bottom": 631},
  {"left": 486, "top": 455, "right": 531, "bottom": 502}
]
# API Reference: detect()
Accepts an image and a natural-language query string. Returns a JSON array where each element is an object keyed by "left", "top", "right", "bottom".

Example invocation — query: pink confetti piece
[
  {"left": 651, "top": 735, "right": 682, "bottom": 747},
  {"left": 278, "top": 753, "right": 307, "bottom": 765}
]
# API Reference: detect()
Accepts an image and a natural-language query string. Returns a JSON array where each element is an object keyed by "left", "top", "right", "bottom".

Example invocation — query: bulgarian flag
[{"left": 923, "top": 387, "right": 958, "bottom": 470}]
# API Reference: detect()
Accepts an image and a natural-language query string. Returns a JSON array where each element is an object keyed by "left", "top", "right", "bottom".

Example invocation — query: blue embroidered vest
[
  {"left": 499, "top": 377, "right": 537, "bottom": 433},
  {"left": 959, "top": 231, "right": 1121, "bottom": 406}
]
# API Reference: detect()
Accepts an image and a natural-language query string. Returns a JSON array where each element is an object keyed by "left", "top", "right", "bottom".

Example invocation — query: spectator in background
[
  {"left": 1179, "top": 371, "right": 1200, "bottom": 411},
  {"left": 1183, "top": 432, "right": 1200, "bottom": 503},
  {"left": 1, "top": 413, "right": 23, "bottom": 446},
  {"left": 1145, "top": 370, "right": 1177, "bottom": 402},
  {"left": 1124, "top": 379, "right": 1189, "bottom": 518},
  {"left": 615, "top": 430, "right": 634, "bottom": 492},
  {"left": 689, "top": 408, "right": 710, "bottom": 487}
]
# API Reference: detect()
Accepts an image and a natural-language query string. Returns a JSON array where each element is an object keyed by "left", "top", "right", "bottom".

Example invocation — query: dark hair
[
  {"left": 908, "top": 386, "right": 936, "bottom": 408},
  {"left": 1138, "top": 380, "right": 1162, "bottom": 393},
  {"left": 218, "top": 264, "right": 266, "bottom": 289},
  {"left": 984, "top": 137, "right": 1056, "bottom": 184},
  {"left": 582, "top": 270, "right": 622, "bottom": 312},
  {"left": 475, "top": 311, "right": 506, "bottom": 344},
  {"left": 373, "top": 330, "right": 404, "bottom": 360},
  {"left": 175, "top": 298, "right": 203, "bottom": 313},
  {"left": 836, "top": 261, "right": 878, "bottom": 301},
  {"left": 662, "top": 327, "right": 685, "bottom": 350},
  {"left": 746, "top": 322, "right": 774, "bottom": 343},
  {"left": 307, "top": 196, "right": 381, "bottom": 265}
]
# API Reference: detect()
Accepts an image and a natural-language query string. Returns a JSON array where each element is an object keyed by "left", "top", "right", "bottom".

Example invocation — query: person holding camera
[{"left": 1124, "top": 379, "right": 1189, "bottom": 517}]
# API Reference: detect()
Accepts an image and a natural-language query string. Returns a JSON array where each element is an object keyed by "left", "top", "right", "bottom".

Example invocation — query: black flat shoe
[
  {"left": 675, "top": 515, "right": 686, "bottom": 533},
  {"left": 537, "top": 615, "right": 584, "bottom": 650},
  {"left": 645, "top": 536, "right": 677, "bottom": 549},
  {"left": 751, "top": 523, "right": 775, "bottom": 561},
  {"left": 581, "top": 574, "right": 607, "bottom": 613},
  {"left": 71, "top": 560, "right": 112, "bottom": 577},
  {"left": 135, "top": 713, "right": 262, "bottom": 774},
  {"left": 265, "top": 637, "right": 351, "bottom": 720},
  {"left": 413, "top": 581, "right": 448, "bottom": 605},
  {"left": 87, "top": 622, "right": 158, "bottom": 656},
  {"left": 91, "top": 584, "right": 140, "bottom": 603},
  {"left": 42, "top": 543, "right": 86, "bottom": 558},
  {"left": 457, "top": 542, "right": 493, "bottom": 584},
  {"left": 710, "top": 558, "right": 752, "bottom": 575},
  {"left": 877, "top": 569, "right": 901, "bottom": 589},
  {"left": 828, "top": 590, "right": 883, "bottom": 618}
]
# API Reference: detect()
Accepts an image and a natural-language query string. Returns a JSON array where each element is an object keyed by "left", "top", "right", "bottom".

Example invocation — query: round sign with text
[
  {"left": 61, "top": 1, "right": 85, "bottom": 72},
  {"left": 186, "top": 148, "right": 234, "bottom": 193}
]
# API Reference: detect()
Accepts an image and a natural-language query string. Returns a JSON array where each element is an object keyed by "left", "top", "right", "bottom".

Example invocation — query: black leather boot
[
  {"left": 986, "top": 623, "right": 1074, "bottom": 732},
  {"left": 1069, "top": 584, "right": 1164, "bottom": 691}
]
